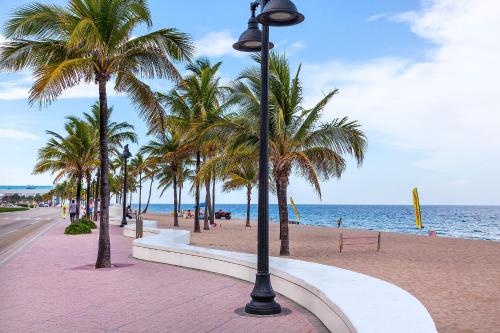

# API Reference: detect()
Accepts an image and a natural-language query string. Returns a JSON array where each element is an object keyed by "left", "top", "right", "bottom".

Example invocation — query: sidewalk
[{"left": 0, "top": 218, "right": 326, "bottom": 333}]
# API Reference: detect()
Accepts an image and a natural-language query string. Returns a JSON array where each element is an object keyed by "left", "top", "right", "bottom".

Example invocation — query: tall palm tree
[
  {"left": 129, "top": 153, "right": 145, "bottom": 214},
  {"left": 141, "top": 162, "right": 157, "bottom": 214},
  {"left": 83, "top": 102, "right": 137, "bottom": 217},
  {"left": 159, "top": 58, "right": 225, "bottom": 232},
  {"left": 34, "top": 118, "right": 98, "bottom": 223},
  {"left": 176, "top": 162, "right": 194, "bottom": 213},
  {"left": 199, "top": 151, "right": 258, "bottom": 228},
  {"left": 140, "top": 131, "right": 192, "bottom": 227},
  {"left": 1, "top": 0, "right": 193, "bottom": 268},
  {"left": 222, "top": 163, "right": 257, "bottom": 228},
  {"left": 227, "top": 52, "right": 367, "bottom": 255}
]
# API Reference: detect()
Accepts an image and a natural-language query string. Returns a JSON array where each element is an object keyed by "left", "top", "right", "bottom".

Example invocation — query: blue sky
[{"left": 1, "top": 0, "right": 499, "bottom": 205}]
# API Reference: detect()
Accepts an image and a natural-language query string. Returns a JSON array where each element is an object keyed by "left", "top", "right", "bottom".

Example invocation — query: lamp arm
[{"left": 251, "top": 0, "right": 269, "bottom": 12}]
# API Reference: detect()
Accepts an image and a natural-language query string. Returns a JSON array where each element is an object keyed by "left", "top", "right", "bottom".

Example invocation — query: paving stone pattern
[{"left": 0, "top": 219, "right": 327, "bottom": 333}]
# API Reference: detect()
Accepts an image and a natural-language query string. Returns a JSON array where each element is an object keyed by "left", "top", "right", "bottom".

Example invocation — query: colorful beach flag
[{"left": 412, "top": 188, "right": 423, "bottom": 229}]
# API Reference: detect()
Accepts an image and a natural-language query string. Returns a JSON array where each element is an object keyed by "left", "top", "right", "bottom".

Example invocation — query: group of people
[
  {"left": 180, "top": 209, "right": 226, "bottom": 220},
  {"left": 62, "top": 199, "right": 100, "bottom": 223},
  {"left": 181, "top": 210, "right": 194, "bottom": 219}
]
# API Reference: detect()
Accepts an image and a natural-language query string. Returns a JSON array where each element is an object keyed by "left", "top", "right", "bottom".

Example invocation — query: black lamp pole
[
  {"left": 120, "top": 144, "right": 132, "bottom": 227},
  {"left": 233, "top": 0, "right": 304, "bottom": 316}
]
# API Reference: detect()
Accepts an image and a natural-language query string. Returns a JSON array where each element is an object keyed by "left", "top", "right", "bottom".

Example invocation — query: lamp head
[
  {"left": 233, "top": 3, "right": 274, "bottom": 52},
  {"left": 257, "top": 0, "right": 305, "bottom": 27}
]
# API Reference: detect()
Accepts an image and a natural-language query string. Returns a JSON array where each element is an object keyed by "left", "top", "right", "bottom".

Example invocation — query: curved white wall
[{"left": 122, "top": 223, "right": 437, "bottom": 333}]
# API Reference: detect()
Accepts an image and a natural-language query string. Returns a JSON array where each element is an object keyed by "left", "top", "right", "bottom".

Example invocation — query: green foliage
[
  {"left": 64, "top": 222, "right": 91, "bottom": 235},
  {"left": 80, "top": 217, "right": 97, "bottom": 229},
  {"left": 0, "top": 207, "right": 29, "bottom": 213},
  {"left": 33, "top": 117, "right": 98, "bottom": 183},
  {"left": 0, "top": 0, "right": 194, "bottom": 129}
]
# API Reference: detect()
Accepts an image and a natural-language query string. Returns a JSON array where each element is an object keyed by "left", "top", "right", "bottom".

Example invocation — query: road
[{"left": 0, "top": 207, "right": 61, "bottom": 265}]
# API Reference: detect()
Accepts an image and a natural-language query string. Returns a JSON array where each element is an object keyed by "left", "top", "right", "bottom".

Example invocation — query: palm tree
[
  {"left": 54, "top": 180, "right": 74, "bottom": 204},
  {"left": 227, "top": 52, "right": 367, "bottom": 255},
  {"left": 141, "top": 161, "right": 157, "bottom": 214},
  {"left": 199, "top": 151, "right": 258, "bottom": 228},
  {"left": 159, "top": 58, "right": 225, "bottom": 232},
  {"left": 1, "top": 0, "right": 193, "bottom": 268},
  {"left": 129, "top": 153, "right": 145, "bottom": 214},
  {"left": 57, "top": 116, "right": 98, "bottom": 219},
  {"left": 83, "top": 102, "right": 138, "bottom": 157},
  {"left": 140, "top": 131, "right": 192, "bottom": 227},
  {"left": 83, "top": 101, "right": 137, "bottom": 217},
  {"left": 223, "top": 164, "right": 257, "bottom": 228},
  {"left": 34, "top": 118, "right": 98, "bottom": 223}
]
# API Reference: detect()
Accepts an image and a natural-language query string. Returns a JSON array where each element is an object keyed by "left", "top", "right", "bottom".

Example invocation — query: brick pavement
[{"left": 0, "top": 218, "right": 327, "bottom": 333}]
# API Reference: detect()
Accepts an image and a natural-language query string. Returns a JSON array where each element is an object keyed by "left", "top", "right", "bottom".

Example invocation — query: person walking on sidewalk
[
  {"left": 62, "top": 202, "right": 68, "bottom": 219},
  {"left": 69, "top": 200, "right": 77, "bottom": 223}
]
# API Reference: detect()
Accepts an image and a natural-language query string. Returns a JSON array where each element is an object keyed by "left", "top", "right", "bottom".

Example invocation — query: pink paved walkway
[{"left": 0, "top": 218, "right": 327, "bottom": 333}]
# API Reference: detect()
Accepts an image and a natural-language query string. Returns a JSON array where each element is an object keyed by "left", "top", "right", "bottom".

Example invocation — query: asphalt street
[{"left": 0, "top": 207, "right": 61, "bottom": 264}]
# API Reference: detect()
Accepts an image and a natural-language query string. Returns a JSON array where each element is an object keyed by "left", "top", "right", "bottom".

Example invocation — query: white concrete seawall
[{"left": 115, "top": 213, "right": 437, "bottom": 333}]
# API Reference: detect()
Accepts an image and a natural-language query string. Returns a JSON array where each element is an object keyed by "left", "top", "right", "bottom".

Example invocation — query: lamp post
[
  {"left": 233, "top": 0, "right": 304, "bottom": 316},
  {"left": 120, "top": 144, "right": 132, "bottom": 227}
]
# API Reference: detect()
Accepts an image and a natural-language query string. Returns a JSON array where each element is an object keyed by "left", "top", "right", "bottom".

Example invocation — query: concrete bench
[{"left": 122, "top": 223, "right": 437, "bottom": 333}]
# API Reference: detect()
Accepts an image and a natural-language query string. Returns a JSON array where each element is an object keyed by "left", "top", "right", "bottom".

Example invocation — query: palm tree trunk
[
  {"left": 96, "top": 78, "right": 112, "bottom": 269},
  {"left": 93, "top": 170, "right": 100, "bottom": 222},
  {"left": 178, "top": 184, "right": 182, "bottom": 213},
  {"left": 138, "top": 171, "right": 142, "bottom": 214},
  {"left": 129, "top": 190, "right": 132, "bottom": 208},
  {"left": 75, "top": 175, "right": 82, "bottom": 223},
  {"left": 173, "top": 168, "right": 179, "bottom": 227},
  {"left": 85, "top": 173, "right": 91, "bottom": 218},
  {"left": 194, "top": 151, "right": 201, "bottom": 233},
  {"left": 246, "top": 186, "right": 251, "bottom": 227},
  {"left": 210, "top": 175, "right": 215, "bottom": 224},
  {"left": 204, "top": 177, "right": 210, "bottom": 230},
  {"left": 143, "top": 176, "right": 153, "bottom": 213},
  {"left": 276, "top": 173, "right": 290, "bottom": 256}
]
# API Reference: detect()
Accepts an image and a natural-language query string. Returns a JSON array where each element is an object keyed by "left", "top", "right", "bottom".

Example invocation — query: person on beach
[
  {"left": 69, "top": 200, "right": 77, "bottom": 223},
  {"left": 337, "top": 218, "right": 343, "bottom": 228},
  {"left": 126, "top": 205, "right": 133, "bottom": 219}
]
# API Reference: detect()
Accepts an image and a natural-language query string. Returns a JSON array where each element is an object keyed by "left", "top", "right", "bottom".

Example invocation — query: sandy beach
[{"left": 144, "top": 212, "right": 500, "bottom": 333}]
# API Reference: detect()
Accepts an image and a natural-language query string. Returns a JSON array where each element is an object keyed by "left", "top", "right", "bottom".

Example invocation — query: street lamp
[
  {"left": 120, "top": 144, "right": 132, "bottom": 227},
  {"left": 233, "top": 0, "right": 304, "bottom": 316}
]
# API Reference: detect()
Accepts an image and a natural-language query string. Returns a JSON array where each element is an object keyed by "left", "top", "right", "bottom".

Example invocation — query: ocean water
[{"left": 133, "top": 203, "right": 500, "bottom": 241}]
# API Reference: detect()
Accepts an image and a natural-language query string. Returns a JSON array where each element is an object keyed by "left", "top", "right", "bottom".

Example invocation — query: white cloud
[
  {"left": 195, "top": 30, "right": 243, "bottom": 58},
  {"left": 367, "top": 13, "right": 390, "bottom": 22},
  {"left": 0, "top": 72, "right": 122, "bottom": 101},
  {"left": 289, "top": 41, "right": 306, "bottom": 52},
  {"left": 0, "top": 128, "right": 40, "bottom": 140},
  {"left": 270, "top": 40, "right": 306, "bottom": 58},
  {"left": 303, "top": 0, "right": 500, "bottom": 175}
]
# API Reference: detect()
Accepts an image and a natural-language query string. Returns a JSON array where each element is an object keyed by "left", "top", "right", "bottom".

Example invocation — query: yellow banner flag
[
  {"left": 290, "top": 197, "right": 300, "bottom": 222},
  {"left": 412, "top": 188, "right": 423, "bottom": 229}
]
